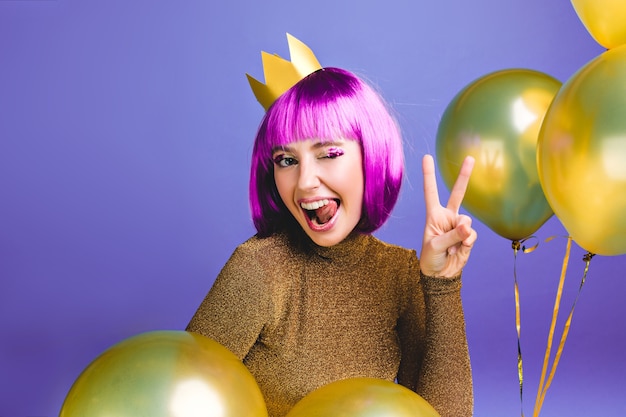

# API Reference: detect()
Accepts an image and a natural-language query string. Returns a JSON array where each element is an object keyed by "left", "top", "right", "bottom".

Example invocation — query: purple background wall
[{"left": 1, "top": 1, "right": 624, "bottom": 416}]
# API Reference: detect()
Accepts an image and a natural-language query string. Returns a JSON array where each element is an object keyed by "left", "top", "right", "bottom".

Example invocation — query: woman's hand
[{"left": 419, "top": 154, "right": 477, "bottom": 278}]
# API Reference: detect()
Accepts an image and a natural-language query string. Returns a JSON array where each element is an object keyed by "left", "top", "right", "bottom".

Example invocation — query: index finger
[
  {"left": 447, "top": 155, "right": 475, "bottom": 213},
  {"left": 422, "top": 154, "right": 441, "bottom": 213}
]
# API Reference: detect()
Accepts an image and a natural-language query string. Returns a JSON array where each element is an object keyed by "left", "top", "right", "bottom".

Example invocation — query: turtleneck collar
[
  {"left": 278, "top": 224, "right": 373, "bottom": 261},
  {"left": 308, "top": 231, "right": 371, "bottom": 261}
]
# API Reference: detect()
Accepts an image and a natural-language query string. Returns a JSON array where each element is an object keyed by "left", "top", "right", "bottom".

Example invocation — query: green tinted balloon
[
  {"left": 59, "top": 330, "right": 268, "bottom": 417},
  {"left": 437, "top": 69, "right": 560, "bottom": 241}
]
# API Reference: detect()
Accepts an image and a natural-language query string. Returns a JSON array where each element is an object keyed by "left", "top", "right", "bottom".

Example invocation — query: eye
[
  {"left": 273, "top": 154, "right": 298, "bottom": 168},
  {"left": 323, "top": 147, "right": 345, "bottom": 159}
]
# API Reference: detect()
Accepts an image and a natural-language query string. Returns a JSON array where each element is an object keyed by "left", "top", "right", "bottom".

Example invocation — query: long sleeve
[
  {"left": 416, "top": 272, "right": 473, "bottom": 417},
  {"left": 186, "top": 244, "right": 271, "bottom": 360}
]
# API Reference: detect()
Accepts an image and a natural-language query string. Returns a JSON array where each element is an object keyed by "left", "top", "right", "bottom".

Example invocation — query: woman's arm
[
  {"left": 186, "top": 243, "right": 270, "bottom": 360},
  {"left": 413, "top": 154, "right": 476, "bottom": 416},
  {"left": 417, "top": 272, "right": 473, "bottom": 417}
]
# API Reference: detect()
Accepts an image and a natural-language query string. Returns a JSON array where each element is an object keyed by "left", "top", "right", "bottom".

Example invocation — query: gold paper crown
[{"left": 247, "top": 33, "right": 323, "bottom": 110}]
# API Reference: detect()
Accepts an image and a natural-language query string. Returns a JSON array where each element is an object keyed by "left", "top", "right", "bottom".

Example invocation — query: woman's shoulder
[
  {"left": 356, "top": 235, "right": 420, "bottom": 281},
  {"left": 218, "top": 233, "right": 299, "bottom": 287},
  {"left": 360, "top": 236, "right": 421, "bottom": 298},
  {"left": 365, "top": 234, "right": 417, "bottom": 259},
  {"left": 232, "top": 232, "right": 296, "bottom": 260}
]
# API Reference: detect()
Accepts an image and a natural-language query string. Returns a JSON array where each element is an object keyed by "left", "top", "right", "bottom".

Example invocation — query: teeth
[{"left": 300, "top": 199, "right": 329, "bottom": 210}]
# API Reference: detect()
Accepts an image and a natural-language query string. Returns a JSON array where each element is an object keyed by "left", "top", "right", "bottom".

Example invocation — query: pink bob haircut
[{"left": 249, "top": 67, "right": 404, "bottom": 237}]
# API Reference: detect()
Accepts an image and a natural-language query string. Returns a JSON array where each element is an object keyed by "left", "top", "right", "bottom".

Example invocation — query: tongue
[{"left": 315, "top": 200, "right": 338, "bottom": 224}]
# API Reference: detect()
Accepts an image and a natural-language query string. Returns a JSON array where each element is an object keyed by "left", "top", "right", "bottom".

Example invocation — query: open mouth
[{"left": 300, "top": 199, "right": 339, "bottom": 226}]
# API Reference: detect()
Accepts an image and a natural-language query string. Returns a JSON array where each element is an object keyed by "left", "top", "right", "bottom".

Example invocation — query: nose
[{"left": 297, "top": 158, "right": 321, "bottom": 191}]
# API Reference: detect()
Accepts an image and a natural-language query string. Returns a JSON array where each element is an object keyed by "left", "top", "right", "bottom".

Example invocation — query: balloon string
[
  {"left": 511, "top": 237, "right": 536, "bottom": 417},
  {"left": 511, "top": 240, "right": 524, "bottom": 417},
  {"left": 534, "top": 248, "right": 594, "bottom": 415},
  {"left": 532, "top": 236, "right": 571, "bottom": 417}
]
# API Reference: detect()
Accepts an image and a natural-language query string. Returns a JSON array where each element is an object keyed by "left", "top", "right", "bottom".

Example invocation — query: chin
[{"left": 303, "top": 228, "right": 352, "bottom": 247}]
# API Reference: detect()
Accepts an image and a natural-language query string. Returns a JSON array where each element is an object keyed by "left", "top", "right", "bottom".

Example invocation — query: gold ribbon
[
  {"left": 511, "top": 238, "right": 539, "bottom": 417},
  {"left": 531, "top": 237, "right": 594, "bottom": 416},
  {"left": 511, "top": 236, "right": 593, "bottom": 416}
]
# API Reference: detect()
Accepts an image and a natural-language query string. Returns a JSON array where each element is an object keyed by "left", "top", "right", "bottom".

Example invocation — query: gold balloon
[
  {"left": 571, "top": 0, "right": 626, "bottom": 49},
  {"left": 285, "top": 377, "right": 440, "bottom": 417},
  {"left": 537, "top": 44, "right": 626, "bottom": 256},
  {"left": 436, "top": 69, "right": 561, "bottom": 241},
  {"left": 59, "top": 330, "right": 268, "bottom": 417}
]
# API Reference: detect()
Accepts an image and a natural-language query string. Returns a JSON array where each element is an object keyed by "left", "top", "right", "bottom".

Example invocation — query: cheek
[
  {"left": 347, "top": 162, "right": 364, "bottom": 197},
  {"left": 273, "top": 171, "right": 293, "bottom": 206},
  {"left": 351, "top": 186, "right": 365, "bottom": 217},
  {"left": 341, "top": 166, "right": 364, "bottom": 214}
]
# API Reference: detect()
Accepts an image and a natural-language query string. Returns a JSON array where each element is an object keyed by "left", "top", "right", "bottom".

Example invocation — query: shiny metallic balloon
[
  {"left": 59, "top": 330, "right": 268, "bottom": 417},
  {"left": 538, "top": 44, "right": 626, "bottom": 256},
  {"left": 285, "top": 378, "right": 440, "bottom": 417},
  {"left": 571, "top": 0, "right": 626, "bottom": 49},
  {"left": 437, "top": 69, "right": 561, "bottom": 242}
]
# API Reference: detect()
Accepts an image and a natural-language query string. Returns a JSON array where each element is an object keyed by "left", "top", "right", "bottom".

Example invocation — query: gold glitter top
[{"left": 187, "top": 232, "right": 473, "bottom": 417}]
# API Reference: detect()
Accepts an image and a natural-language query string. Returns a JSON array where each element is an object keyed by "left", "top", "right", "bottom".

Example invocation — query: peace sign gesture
[{"left": 419, "top": 154, "right": 477, "bottom": 278}]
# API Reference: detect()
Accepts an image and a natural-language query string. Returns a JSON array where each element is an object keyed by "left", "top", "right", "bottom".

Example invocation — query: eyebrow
[{"left": 271, "top": 140, "right": 346, "bottom": 154}]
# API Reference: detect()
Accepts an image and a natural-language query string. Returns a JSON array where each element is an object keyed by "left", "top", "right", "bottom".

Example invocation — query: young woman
[{"left": 187, "top": 38, "right": 476, "bottom": 417}]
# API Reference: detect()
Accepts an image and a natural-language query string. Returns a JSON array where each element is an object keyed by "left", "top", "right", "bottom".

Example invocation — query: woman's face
[{"left": 273, "top": 139, "right": 364, "bottom": 247}]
